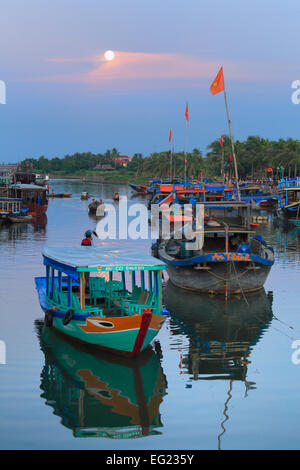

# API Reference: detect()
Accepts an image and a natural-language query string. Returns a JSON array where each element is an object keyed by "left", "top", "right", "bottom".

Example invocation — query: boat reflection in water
[
  {"left": 164, "top": 282, "right": 273, "bottom": 449},
  {"left": 36, "top": 322, "right": 167, "bottom": 439},
  {"left": 164, "top": 281, "right": 273, "bottom": 381}
]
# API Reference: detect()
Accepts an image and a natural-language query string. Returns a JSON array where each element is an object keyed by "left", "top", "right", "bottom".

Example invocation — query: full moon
[{"left": 104, "top": 50, "right": 115, "bottom": 61}]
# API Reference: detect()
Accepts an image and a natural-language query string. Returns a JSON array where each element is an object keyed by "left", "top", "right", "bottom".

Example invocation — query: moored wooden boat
[
  {"left": 157, "top": 201, "right": 275, "bottom": 295},
  {"left": 129, "top": 183, "right": 149, "bottom": 195},
  {"left": 47, "top": 192, "right": 72, "bottom": 198},
  {"left": 35, "top": 246, "right": 168, "bottom": 357}
]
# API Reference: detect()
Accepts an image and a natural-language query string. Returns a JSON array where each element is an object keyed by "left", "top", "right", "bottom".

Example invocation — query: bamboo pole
[
  {"left": 170, "top": 148, "right": 172, "bottom": 182},
  {"left": 184, "top": 119, "right": 188, "bottom": 181},
  {"left": 223, "top": 90, "right": 240, "bottom": 201},
  {"left": 221, "top": 145, "right": 225, "bottom": 182}
]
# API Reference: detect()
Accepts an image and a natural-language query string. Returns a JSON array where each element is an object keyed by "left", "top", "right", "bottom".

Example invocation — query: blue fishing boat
[
  {"left": 157, "top": 201, "right": 275, "bottom": 295},
  {"left": 35, "top": 246, "right": 168, "bottom": 357}
]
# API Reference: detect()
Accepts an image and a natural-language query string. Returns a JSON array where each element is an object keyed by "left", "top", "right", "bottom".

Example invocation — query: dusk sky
[{"left": 1, "top": 0, "right": 300, "bottom": 162}]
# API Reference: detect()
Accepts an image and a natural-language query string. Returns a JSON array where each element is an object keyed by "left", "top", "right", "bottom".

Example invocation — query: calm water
[{"left": 1, "top": 179, "right": 300, "bottom": 450}]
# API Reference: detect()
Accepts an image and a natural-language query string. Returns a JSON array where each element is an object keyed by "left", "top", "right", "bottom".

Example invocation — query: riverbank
[{"left": 48, "top": 171, "right": 149, "bottom": 185}]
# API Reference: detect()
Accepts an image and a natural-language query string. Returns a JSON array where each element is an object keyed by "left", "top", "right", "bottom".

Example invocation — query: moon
[{"left": 104, "top": 50, "right": 115, "bottom": 61}]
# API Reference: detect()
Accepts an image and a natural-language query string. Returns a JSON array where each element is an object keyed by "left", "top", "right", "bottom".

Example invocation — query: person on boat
[{"left": 81, "top": 230, "right": 93, "bottom": 246}]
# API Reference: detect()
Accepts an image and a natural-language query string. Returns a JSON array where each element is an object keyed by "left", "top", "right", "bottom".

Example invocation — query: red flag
[
  {"left": 185, "top": 103, "right": 189, "bottom": 122},
  {"left": 229, "top": 154, "right": 232, "bottom": 162},
  {"left": 210, "top": 66, "right": 225, "bottom": 95},
  {"left": 201, "top": 169, "right": 204, "bottom": 176},
  {"left": 169, "top": 129, "right": 172, "bottom": 142},
  {"left": 220, "top": 134, "right": 223, "bottom": 147},
  {"left": 198, "top": 173, "right": 200, "bottom": 180}
]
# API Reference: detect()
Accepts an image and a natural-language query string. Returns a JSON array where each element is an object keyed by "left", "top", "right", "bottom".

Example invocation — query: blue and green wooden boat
[{"left": 35, "top": 246, "right": 168, "bottom": 357}]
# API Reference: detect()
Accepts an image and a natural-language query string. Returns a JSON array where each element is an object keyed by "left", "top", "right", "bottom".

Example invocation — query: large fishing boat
[
  {"left": 156, "top": 201, "right": 275, "bottom": 295},
  {"left": 35, "top": 246, "right": 168, "bottom": 357}
]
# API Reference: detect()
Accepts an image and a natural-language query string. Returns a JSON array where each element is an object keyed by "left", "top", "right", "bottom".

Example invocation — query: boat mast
[
  {"left": 170, "top": 148, "right": 172, "bottom": 182},
  {"left": 184, "top": 103, "right": 189, "bottom": 182},
  {"left": 223, "top": 89, "right": 241, "bottom": 201}
]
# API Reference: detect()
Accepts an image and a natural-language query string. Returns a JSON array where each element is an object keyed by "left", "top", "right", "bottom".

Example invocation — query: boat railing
[
  {"left": 0, "top": 197, "right": 22, "bottom": 215},
  {"left": 278, "top": 178, "right": 300, "bottom": 189},
  {"left": 47, "top": 274, "right": 161, "bottom": 317}
]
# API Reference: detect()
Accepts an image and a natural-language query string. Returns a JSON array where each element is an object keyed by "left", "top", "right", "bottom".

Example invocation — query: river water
[{"left": 0, "top": 178, "right": 300, "bottom": 450}]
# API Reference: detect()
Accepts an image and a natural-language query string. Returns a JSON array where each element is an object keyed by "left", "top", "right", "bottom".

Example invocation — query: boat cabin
[
  {"left": 42, "top": 246, "right": 166, "bottom": 318},
  {"left": 5, "top": 184, "right": 48, "bottom": 215},
  {"left": 164, "top": 200, "right": 257, "bottom": 259},
  {"left": 278, "top": 178, "right": 300, "bottom": 210}
]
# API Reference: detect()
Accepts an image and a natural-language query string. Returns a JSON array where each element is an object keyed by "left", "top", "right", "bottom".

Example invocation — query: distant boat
[
  {"left": 35, "top": 246, "right": 168, "bottom": 357},
  {"left": 129, "top": 183, "right": 149, "bottom": 195},
  {"left": 35, "top": 174, "right": 49, "bottom": 186},
  {"left": 47, "top": 192, "right": 72, "bottom": 198},
  {"left": 80, "top": 191, "right": 90, "bottom": 200}
]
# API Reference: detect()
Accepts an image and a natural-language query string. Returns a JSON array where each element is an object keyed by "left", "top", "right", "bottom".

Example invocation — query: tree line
[{"left": 18, "top": 136, "right": 300, "bottom": 179}]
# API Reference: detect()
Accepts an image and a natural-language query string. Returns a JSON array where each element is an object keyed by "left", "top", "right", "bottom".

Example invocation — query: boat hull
[
  {"left": 25, "top": 201, "right": 48, "bottom": 216},
  {"left": 50, "top": 314, "right": 163, "bottom": 357},
  {"left": 35, "top": 277, "right": 165, "bottom": 357},
  {"left": 165, "top": 261, "right": 272, "bottom": 294}
]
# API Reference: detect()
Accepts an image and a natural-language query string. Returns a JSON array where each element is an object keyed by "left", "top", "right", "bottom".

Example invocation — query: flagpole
[
  {"left": 169, "top": 131, "right": 173, "bottom": 182},
  {"left": 221, "top": 143, "right": 224, "bottom": 182},
  {"left": 184, "top": 119, "right": 188, "bottom": 182},
  {"left": 170, "top": 145, "right": 172, "bottom": 182},
  {"left": 184, "top": 103, "right": 189, "bottom": 182},
  {"left": 223, "top": 89, "right": 240, "bottom": 201},
  {"left": 173, "top": 142, "right": 175, "bottom": 178}
]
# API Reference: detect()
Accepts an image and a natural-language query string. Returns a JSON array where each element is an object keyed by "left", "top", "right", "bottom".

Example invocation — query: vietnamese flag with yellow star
[{"left": 210, "top": 66, "right": 225, "bottom": 95}]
